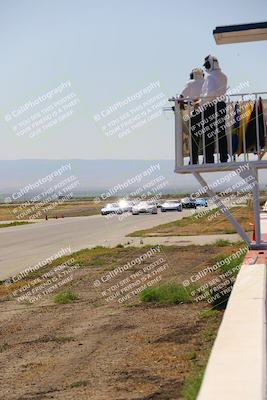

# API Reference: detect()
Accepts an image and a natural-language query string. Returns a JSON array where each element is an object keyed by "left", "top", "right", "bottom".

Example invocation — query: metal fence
[{"left": 169, "top": 92, "right": 267, "bottom": 173}]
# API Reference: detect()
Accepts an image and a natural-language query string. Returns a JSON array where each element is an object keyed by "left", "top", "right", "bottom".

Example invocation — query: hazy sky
[{"left": 1, "top": 0, "right": 267, "bottom": 160}]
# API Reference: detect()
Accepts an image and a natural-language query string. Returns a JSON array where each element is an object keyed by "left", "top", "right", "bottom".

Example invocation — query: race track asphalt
[{"left": 0, "top": 210, "right": 191, "bottom": 280}]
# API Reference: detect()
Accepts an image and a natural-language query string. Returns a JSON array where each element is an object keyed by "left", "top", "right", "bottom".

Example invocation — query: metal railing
[{"left": 169, "top": 92, "right": 267, "bottom": 173}]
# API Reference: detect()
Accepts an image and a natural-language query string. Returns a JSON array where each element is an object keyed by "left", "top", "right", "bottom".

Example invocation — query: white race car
[
  {"left": 118, "top": 199, "right": 135, "bottom": 212},
  {"left": 101, "top": 203, "right": 123, "bottom": 215},
  {"left": 161, "top": 200, "right": 182, "bottom": 212},
  {"left": 132, "top": 201, "right": 158, "bottom": 215}
]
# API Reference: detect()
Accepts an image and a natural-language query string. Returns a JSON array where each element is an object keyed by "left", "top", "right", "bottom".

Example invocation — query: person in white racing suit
[
  {"left": 199, "top": 55, "right": 228, "bottom": 163},
  {"left": 180, "top": 68, "right": 204, "bottom": 164}
]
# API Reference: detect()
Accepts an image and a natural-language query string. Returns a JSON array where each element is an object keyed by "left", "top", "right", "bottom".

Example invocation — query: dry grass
[
  {"left": 128, "top": 206, "right": 254, "bottom": 237},
  {"left": 0, "top": 200, "right": 105, "bottom": 221},
  {"left": 0, "top": 221, "right": 33, "bottom": 228}
]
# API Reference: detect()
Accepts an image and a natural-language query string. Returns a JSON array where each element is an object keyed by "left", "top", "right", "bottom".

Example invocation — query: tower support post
[{"left": 193, "top": 170, "right": 266, "bottom": 249}]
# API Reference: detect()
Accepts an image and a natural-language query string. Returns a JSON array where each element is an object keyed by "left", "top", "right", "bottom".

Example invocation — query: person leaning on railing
[
  {"left": 195, "top": 55, "right": 228, "bottom": 163},
  {"left": 179, "top": 68, "right": 204, "bottom": 164}
]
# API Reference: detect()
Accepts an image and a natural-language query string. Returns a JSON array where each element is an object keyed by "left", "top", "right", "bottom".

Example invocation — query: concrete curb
[{"left": 197, "top": 254, "right": 266, "bottom": 400}]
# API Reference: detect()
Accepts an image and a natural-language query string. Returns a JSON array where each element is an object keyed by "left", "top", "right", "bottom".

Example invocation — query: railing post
[
  {"left": 188, "top": 103, "right": 193, "bottom": 164},
  {"left": 215, "top": 102, "right": 219, "bottom": 163},
  {"left": 227, "top": 98, "right": 233, "bottom": 162},
  {"left": 174, "top": 99, "right": 183, "bottom": 168},
  {"left": 252, "top": 166, "right": 261, "bottom": 246},
  {"left": 255, "top": 94, "right": 260, "bottom": 159}
]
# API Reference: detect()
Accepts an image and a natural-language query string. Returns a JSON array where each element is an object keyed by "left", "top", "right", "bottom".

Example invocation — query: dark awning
[{"left": 213, "top": 22, "right": 267, "bottom": 44}]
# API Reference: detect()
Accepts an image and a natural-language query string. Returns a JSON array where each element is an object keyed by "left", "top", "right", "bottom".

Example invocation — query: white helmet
[
  {"left": 203, "top": 55, "right": 220, "bottom": 72},
  {"left": 190, "top": 68, "right": 204, "bottom": 80}
]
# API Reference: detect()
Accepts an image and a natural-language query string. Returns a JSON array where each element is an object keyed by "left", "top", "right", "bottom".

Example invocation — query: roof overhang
[{"left": 213, "top": 22, "right": 267, "bottom": 44}]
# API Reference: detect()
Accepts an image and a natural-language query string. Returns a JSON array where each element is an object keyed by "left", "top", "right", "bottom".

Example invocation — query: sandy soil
[{"left": 0, "top": 245, "right": 225, "bottom": 400}]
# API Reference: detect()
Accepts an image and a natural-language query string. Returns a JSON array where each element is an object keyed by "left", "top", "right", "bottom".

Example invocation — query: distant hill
[
  {"left": 0, "top": 159, "right": 197, "bottom": 198},
  {"left": 1, "top": 159, "right": 266, "bottom": 200}
]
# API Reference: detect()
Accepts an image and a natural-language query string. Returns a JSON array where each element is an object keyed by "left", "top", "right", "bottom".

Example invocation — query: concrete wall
[{"left": 197, "top": 251, "right": 266, "bottom": 400}]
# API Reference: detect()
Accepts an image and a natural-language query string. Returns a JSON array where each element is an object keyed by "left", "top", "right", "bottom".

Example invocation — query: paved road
[{"left": 0, "top": 211, "right": 191, "bottom": 280}]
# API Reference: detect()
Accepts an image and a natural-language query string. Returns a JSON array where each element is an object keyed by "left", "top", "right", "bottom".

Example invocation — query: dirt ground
[{"left": 0, "top": 244, "right": 236, "bottom": 400}]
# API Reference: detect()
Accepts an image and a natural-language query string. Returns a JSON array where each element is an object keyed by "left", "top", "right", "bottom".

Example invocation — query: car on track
[
  {"left": 181, "top": 197, "right": 197, "bottom": 209},
  {"left": 195, "top": 198, "right": 208, "bottom": 207},
  {"left": 160, "top": 200, "right": 182, "bottom": 212},
  {"left": 132, "top": 201, "right": 158, "bottom": 215},
  {"left": 101, "top": 203, "right": 123, "bottom": 215},
  {"left": 148, "top": 200, "right": 162, "bottom": 208},
  {"left": 118, "top": 199, "right": 135, "bottom": 212}
]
